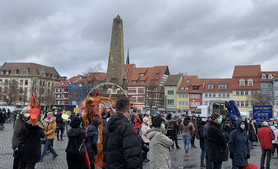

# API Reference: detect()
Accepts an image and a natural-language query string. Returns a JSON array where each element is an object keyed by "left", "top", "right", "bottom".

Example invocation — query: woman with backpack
[{"left": 66, "top": 117, "right": 87, "bottom": 169}]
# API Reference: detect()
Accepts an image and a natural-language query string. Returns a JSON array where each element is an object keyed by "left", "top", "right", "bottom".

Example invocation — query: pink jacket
[{"left": 141, "top": 123, "right": 150, "bottom": 143}]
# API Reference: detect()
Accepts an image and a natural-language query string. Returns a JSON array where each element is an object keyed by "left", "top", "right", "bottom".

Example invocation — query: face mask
[
  {"left": 24, "top": 113, "right": 30, "bottom": 118},
  {"left": 161, "top": 124, "right": 165, "bottom": 131},
  {"left": 240, "top": 125, "right": 245, "bottom": 130},
  {"left": 274, "top": 124, "right": 277, "bottom": 127},
  {"left": 47, "top": 116, "right": 51, "bottom": 120},
  {"left": 218, "top": 119, "right": 222, "bottom": 124}
]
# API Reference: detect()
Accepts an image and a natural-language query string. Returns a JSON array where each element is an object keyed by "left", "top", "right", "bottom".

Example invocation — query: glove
[
  {"left": 230, "top": 153, "right": 234, "bottom": 159},
  {"left": 247, "top": 154, "right": 250, "bottom": 159}
]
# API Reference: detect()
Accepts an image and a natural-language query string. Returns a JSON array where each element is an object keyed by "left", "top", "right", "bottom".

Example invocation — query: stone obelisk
[{"left": 106, "top": 15, "right": 125, "bottom": 87}]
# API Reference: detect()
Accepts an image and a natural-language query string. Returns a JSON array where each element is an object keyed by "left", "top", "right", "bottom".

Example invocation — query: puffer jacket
[
  {"left": 228, "top": 119, "right": 250, "bottom": 167},
  {"left": 207, "top": 121, "right": 228, "bottom": 162},
  {"left": 270, "top": 126, "right": 278, "bottom": 144},
  {"left": 103, "top": 113, "right": 143, "bottom": 169},
  {"left": 147, "top": 128, "right": 173, "bottom": 169},
  {"left": 141, "top": 118, "right": 150, "bottom": 143},
  {"left": 66, "top": 127, "right": 86, "bottom": 155},
  {"left": 86, "top": 124, "right": 99, "bottom": 160},
  {"left": 258, "top": 126, "right": 275, "bottom": 149},
  {"left": 43, "top": 116, "right": 57, "bottom": 140}
]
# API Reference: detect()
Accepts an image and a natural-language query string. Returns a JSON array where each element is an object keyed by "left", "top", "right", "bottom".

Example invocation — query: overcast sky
[{"left": 1, "top": 0, "right": 278, "bottom": 78}]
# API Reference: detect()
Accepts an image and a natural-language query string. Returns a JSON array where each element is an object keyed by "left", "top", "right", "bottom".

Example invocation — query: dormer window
[
  {"left": 181, "top": 87, "right": 184, "bottom": 90},
  {"left": 186, "top": 79, "right": 190, "bottom": 83},
  {"left": 262, "top": 73, "right": 266, "bottom": 79},
  {"left": 247, "top": 79, "right": 253, "bottom": 86},
  {"left": 185, "top": 87, "right": 189, "bottom": 90},
  {"left": 140, "top": 80, "right": 145, "bottom": 84},
  {"left": 268, "top": 73, "right": 273, "bottom": 79},
  {"left": 208, "top": 83, "right": 214, "bottom": 89},
  {"left": 6, "top": 71, "right": 9, "bottom": 75},
  {"left": 1, "top": 71, "right": 4, "bottom": 75},
  {"left": 132, "top": 80, "right": 136, "bottom": 84},
  {"left": 193, "top": 86, "right": 199, "bottom": 90},
  {"left": 239, "top": 79, "right": 245, "bottom": 86},
  {"left": 218, "top": 84, "right": 227, "bottom": 89},
  {"left": 140, "top": 73, "right": 144, "bottom": 77},
  {"left": 23, "top": 70, "right": 27, "bottom": 76}
]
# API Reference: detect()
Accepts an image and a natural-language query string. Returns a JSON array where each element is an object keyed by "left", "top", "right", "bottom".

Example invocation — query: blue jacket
[
  {"left": 85, "top": 125, "right": 98, "bottom": 160},
  {"left": 228, "top": 119, "right": 250, "bottom": 167}
]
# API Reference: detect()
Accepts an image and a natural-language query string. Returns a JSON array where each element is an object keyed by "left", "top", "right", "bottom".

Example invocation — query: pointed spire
[{"left": 126, "top": 46, "right": 130, "bottom": 64}]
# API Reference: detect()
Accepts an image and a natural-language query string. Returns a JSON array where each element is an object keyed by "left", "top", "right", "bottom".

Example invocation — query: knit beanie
[
  {"left": 70, "top": 117, "right": 82, "bottom": 128},
  {"left": 211, "top": 113, "right": 220, "bottom": 121}
]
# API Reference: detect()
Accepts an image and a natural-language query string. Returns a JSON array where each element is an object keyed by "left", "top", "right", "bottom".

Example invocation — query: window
[
  {"left": 213, "top": 93, "right": 216, "bottom": 97},
  {"left": 140, "top": 80, "right": 145, "bottom": 84},
  {"left": 190, "top": 102, "right": 200, "bottom": 107},
  {"left": 25, "top": 80, "right": 28, "bottom": 85},
  {"left": 193, "top": 86, "right": 199, "bottom": 90},
  {"left": 204, "top": 93, "right": 208, "bottom": 97},
  {"left": 236, "top": 91, "right": 240, "bottom": 96},
  {"left": 186, "top": 79, "right": 190, "bottom": 83},
  {"left": 268, "top": 73, "right": 273, "bottom": 79},
  {"left": 275, "top": 91, "right": 278, "bottom": 97},
  {"left": 138, "top": 88, "right": 144, "bottom": 93},
  {"left": 131, "top": 97, "right": 136, "bottom": 102},
  {"left": 23, "top": 70, "right": 27, "bottom": 75},
  {"left": 240, "top": 101, "right": 245, "bottom": 107},
  {"left": 179, "top": 101, "right": 188, "bottom": 106},
  {"left": 0, "top": 79, "right": 2, "bottom": 85},
  {"left": 218, "top": 84, "right": 227, "bottom": 89},
  {"left": 132, "top": 81, "right": 136, "bottom": 84},
  {"left": 19, "top": 80, "right": 23, "bottom": 85},
  {"left": 240, "top": 90, "right": 244, "bottom": 95},
  {"left": 179, "top": 94, "right": 187, "bottom": 98},
  {"left": 275, "top": 82, "right": 278, "bottom": 88},
  {"left": 185, "top": 87, "right": 189, "bottom": 90},
  {"left": 239, "top": 79, "right": 245, "bottom": 86},
  {"left": 167, "top": 99, "right": 174, "bottom": 105},
  {"left": 33, "top": 80, "right": 37, "bottom": 85},
  {"left": 248, "top": 80, "right": 253, "bottom": 86},
  {"left": 140, "top": 73, "right": 144, "bottom": 77},
  {"left": 138, "top": 97, "right": 144, "bottom": 103},
  {"left": 6, "top": 71, "right": 9, "bottom": 75},
  {"left": 208, "top": 83, "right": 214, "bottom": 89},
  {"left": 168, "top": 90, "right": 174, "bottom": 95},
  {"left": 227, "top": 94, "right": 230, "bottom": 98},
  {"left": 0, "top": 71, "right": 4, "bottom": 75},
  {"left": 245, "top": 101, "right": 249, "bottom": 107},
  {"left": 251, "top": 90, "right": 257, "bottom": 96},
  {"left": 262, "top": 73, "right": 266, "bottom": 79},
  {"left": 244, "top": 90, "right": 249, "bottom": 95}
]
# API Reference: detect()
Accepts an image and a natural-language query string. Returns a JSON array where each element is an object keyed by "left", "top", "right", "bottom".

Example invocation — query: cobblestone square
[{"left": 1, "top": 123, "right": 278, "bottom": 169}]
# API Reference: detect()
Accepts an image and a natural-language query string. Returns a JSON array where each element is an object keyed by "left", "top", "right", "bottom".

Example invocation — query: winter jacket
[
  {"left": 198, "top": 125, "right": 205, "bottom": 150},
  {"left": 12, "top": 115, "right": 26, "bottom": 150},
  {"left": 147, "top": 128, "right": 173, "bottom": 169},
  {"left": 103, "top": 113, "right": 143, "bottom": 169},
  {"left": 56, "top": 115, "right": 65, "bottom": 130},
  {"left": 43, "top": 116, "right": 57, "bottom": 140},
  {"left": 134, "top": 117, "right": 141, "bottom": 129},
  {"left": 207, "top": 121, "right": 228, "bottom": 162},
  {"left": 248, "top": 123, "right": 257, "bottom": 141},
  {"left": 228, "top": 120, "right": 250, "bottom": 167},
  {"left": 180, "top": 121, "right": 195, "bottom": 136},
  {"left": 270, "top": 126, "right": 278, "bottom": 144},
  {"left": 18, "top": 123, "right": 45, "bottom": 163},
  {"left": 86, "top": 124, "right": 99, "bottom": 160},
  {"left": 141, "top": 122, "right": 150, "bottom": 143},
  {"left": 66, "top": 127, "right": 86, "bottom": 155},
  {"left": 0, "top": 111, "right": 6, "bottom": 123},
  {"left": 258, "top": 126, "right": 275, "bottom": 150},
  {"left": 203, "top": 121, "right": 210, "bottom": 152}
]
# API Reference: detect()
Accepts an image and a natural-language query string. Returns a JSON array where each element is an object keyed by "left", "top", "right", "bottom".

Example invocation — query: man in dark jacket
[
  {"left": 203, "top": 116, "right": 212, "bottom": 169},
  {"left": 228, "top": 119, "right": 250, "bottom": 169},
  {"left": 103, "top": 97, "right": 143, "bottom": 169},
  {"left": 207, "top": 113, "right": 228, "bottom": 169},
  {"left": 66, "top": 117, "right": 87, "bottom": 169},
  {"left": 198, "top": 121, "right": 206, "bottom": 167}
]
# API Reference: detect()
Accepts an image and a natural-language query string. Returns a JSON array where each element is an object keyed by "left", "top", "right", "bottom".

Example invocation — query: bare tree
[
  {"left": 145, "top": 80, "right": 165, "bottom": 114},
  {"left": 1, "top": 80, "right": 19, "bottom": 106},
  {"left": 248, "top": 93, "right": 272, "bottom": 105},
  {"left": 84, "top": 64, "right": 104, "bottom": 85},
  {"left": 45, "top": 88, "right": 55, "bottom": 108}
]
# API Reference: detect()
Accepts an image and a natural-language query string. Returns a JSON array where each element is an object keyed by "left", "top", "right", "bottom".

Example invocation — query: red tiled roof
[
  {"left": 124, "top": 64, "right": 135, "bottom": 80},
  {"left": 68, "top": 72, "right": 107, "bottom": 85},
  {"left": 232, "top": 65, "right": 261, "bottom": 78},
  {"left": 0, "top": 62, "right": 60, "bottom": 77},
  {"left": 55, "top": 80, "right": 70, "bottom": 88},
  {"left": 177, "top": 76, "right": 198, "bottom": 93},
  {"left": 260, "top": 71, "right": 278, "bottom": 81},
  {"left": 68, "top": 75, "right": 85, "bottom": 84},
  {"left": 202, "top": 78, "right": 232, "bottom": 92}
]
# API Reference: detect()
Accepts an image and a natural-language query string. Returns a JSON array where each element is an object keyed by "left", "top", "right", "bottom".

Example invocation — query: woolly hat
[
  {"left": 70, "top": 117, "right": 82, "bottom": 128},
  {"left": 211, "top": 113, "right": 220, "bottom": 121}
]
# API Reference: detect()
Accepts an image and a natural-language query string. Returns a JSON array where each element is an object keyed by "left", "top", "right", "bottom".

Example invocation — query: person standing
[
  {"left": 41, "top": 112, "right": 58, "bottom": 161},
  {"left": 180, "top": 116, "right": 195, "bottom": 156},
  {"left": 12, "top": 107, "right": 30, "bottom": 169},
  {"left": 86, "top": 119, "right": 102, "bottom": 168},
  {"left": 147, "top": 116, "right": 173, "bottom": 169},
  {"left": 258, "top": 121, "right": 275, "bottom": 169},
  {"left": 191, "top": 116, "right": 197, "bottom": 148},
  {"left": 102, "top": 97, "right": 143, "bottom": 169},
  {"left": 134, "top": 114, "right": 141, "bottom": 134},
  {"left": 141, "top": 117, "right": 151, "bottom": 162},
  {"left": 228, "top": 119, "right": 250, "bottom": 169},
  {"left": 66, "top": 117, "right": 87, "bottom": 169},
  {"left": 198, "top": 121, "right": 206, "bottom": 168},
  {"left": 248, "top": 119, "right": 257, "bottom": 149},
  {"left": 207, "top": 113, "right": 228, "bottom": 169},
  {"left": 17, "top": 111, "right": 45, "bottom": 169},
  {"left": 203, "top": 116, "right": 212, "bottom": 169},
  {"left": 270, "top": 121, "right": 278, "bottom": 158},
  {"left": 56, "top": 112, "right": 65, "bottom": 141},
  {"left": 0, "top": 108, "right": 7, "bottom": 130}
]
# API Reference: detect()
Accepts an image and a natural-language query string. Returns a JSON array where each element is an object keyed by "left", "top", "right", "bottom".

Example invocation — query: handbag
[
  {"left": 243, "top": 164, "right": 258, "bottom": 169},
  {"left": 41, "top": 136, "right": 47, "bottom": 144}
]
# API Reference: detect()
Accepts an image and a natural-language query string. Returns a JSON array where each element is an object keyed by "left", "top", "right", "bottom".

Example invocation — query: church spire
[{"left": 126, "top": 46, "right": 130, "bottom": 64}]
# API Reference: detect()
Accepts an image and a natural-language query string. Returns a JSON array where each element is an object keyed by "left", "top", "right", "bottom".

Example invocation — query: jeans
[
  {"left": 272, "top": 144, "right": 278, "bottom": 156},
  {"left": 206, "top": 153, "right": 213, "bottom": 169},
  {"left": 182, "top": 135, "right": 191, "bottom": 154},
  {"left": 41, "top": 139, "right": 57, "bottom": 159},
  {"left": 0, "top": 122, "right": 4, "bottom": 129},
  {"left": 56, "top": 128, "right": 64, "bottom": 140},
  {"left": 212, "top": 161, "right": 222, "bottom": 169},
  {"left": 201, "top": 149, "right": 206, "bottom": 165},
  {"left": 260, "top": 149, "right": 271, "bottom": 169}
]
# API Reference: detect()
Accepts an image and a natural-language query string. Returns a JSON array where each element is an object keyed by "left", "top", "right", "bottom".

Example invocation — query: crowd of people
[{"left": 9, "top": 97, "right": 278, "bottom": 169}]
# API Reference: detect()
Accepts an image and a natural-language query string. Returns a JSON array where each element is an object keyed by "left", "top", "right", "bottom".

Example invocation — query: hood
[
  {"left": 146, "top": 128, "right": 161, "bottom": 140},
  {"left": 183, "top": 119, "right": 190, "bottom": 126},
  {"left": 68, "top": 128, "right": 82, "bottom": 137},
  {"left": 143, "top": 117, "right": 149, "bottom": 124},
  {"left": 236, "top": 119, "right": 244, "bottom": 132},
  {"left": 107, "top": 113, "right": 129, "bottom": 132}
]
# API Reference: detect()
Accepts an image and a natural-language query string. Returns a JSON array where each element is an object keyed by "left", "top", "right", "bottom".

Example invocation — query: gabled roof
[
  {"left": 127, "top": 66, "right": 169, "bottom": 87},
  {"left": 202, "top": 78, "right": 232, "bottom": 92},
  {"left": 68, "top": 75, "right": 85, "bottom": 84},
  {"left": 177, "top": 76, "right": 198, "bottom": 92},
  {"left": 164, "top": 74, "right": 182, "bottom": 86},
  {"left": 260, "top": 71, "right": 278, "bottom": 81},
  {"left": 232, "top": 65, "right": 261, "bottom": 78},
  {"left": 124, "top": 64, "right": 135, "bottom": 80},
  {"left": 55, "top": 80, "right": 70, "bottom": 88},
  {"left": 0, "top": 62, "right": 60, "bottom": 77},
  {"left": 68, "top": 72, "right": 107, "bottom": 85}
]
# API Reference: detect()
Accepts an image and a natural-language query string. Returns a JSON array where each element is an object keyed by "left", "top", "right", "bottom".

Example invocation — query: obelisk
[{"left": 106, "top": 15, "right": 125, "bottom": 87}]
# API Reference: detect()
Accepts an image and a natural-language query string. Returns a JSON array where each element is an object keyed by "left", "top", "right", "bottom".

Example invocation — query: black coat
[
  {"left": 198, "top": 126, "right": 205, "bottom": 150},
  {"left": 0, "top": 111, "right": 6, "bottom": 123},
  {"left": 56, "top": 115, "right": 65, "bottom": 130},
  {"left": 85, "top": 124, "right": 98, "bottom": 160},
  {"left": 66, "top": 127, "right": 86, "bottom": 155},
  {"left": 103, "top": 113, "right": 143, "bottom": 169},
  {"left": 18, "top": 123, "right": 45, "bottom": 163},
  {"left": 207, "top": 121, "right": 228, "bottom": 162},
  {"left": 248, "top": 123, "right": 256, "bottom": 141}
]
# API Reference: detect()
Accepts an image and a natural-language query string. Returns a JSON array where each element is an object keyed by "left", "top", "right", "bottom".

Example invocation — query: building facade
[{"left": 0, "top": 62, "right": 60, "bottom": 109}]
